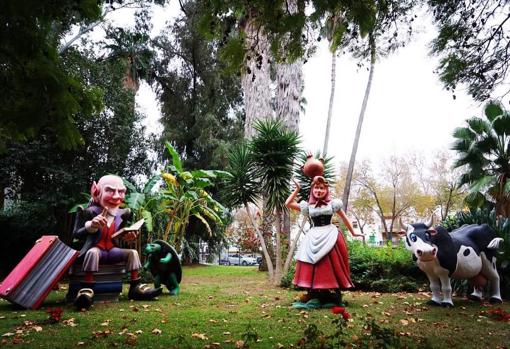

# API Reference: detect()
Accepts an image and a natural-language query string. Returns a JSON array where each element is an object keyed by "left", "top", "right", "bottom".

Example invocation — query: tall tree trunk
[
  {"left": 323, "top": 51, "right": 336, "bottom": 155},
  {"left": 274, "top": 0, "right": 303, "bottom": 283},
  {"left": 274, "top": 208, "right": 283, "bottom": 285},
  {"left": 342, "top": 38, "right": 376, "bottom": 212},
  {"left": 241, "top": 16, "right": 274, "bottom": 275},
  {"left": 276, "top": 60, "right": 302, "bottom": 133},
  {"left": 243, "top": 202, "right": 274, "bottom": 279},
  {"left": 258, "top": 200, "right": 275, "bottom": 272},
  {"left": 242, "top": 18, "right": 273, "bottom": 139}
]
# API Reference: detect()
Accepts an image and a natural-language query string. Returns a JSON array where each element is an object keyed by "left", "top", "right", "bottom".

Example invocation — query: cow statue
[{"left": 401, "top": 218, "right": 504, "bottom": 307}]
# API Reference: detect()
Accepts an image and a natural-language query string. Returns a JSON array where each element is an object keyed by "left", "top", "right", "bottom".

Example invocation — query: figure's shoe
[
  {"left": 169, "top": 285, "right": 180, "bottom": 296},
  {"left": 489, "top": 297, "right": 503, "bottom": 304},
  {"left": 74, "top": 286, "right": 94, "bottom": 310},
  {"left": 128, "top": 278, "right": 162, "bottom": 301}
]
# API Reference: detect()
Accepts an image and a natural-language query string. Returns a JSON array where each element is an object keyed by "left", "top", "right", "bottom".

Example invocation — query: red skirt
[{"left": 293, "top": 231, "right": 353, "bottom": 290}]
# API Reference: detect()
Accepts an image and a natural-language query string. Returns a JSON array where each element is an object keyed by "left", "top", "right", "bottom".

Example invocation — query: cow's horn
[
  {"left": 425, "top": 215, "right": 434, "bottom": 229},
  {"left": 399, "top": 217, "right": 408, "bottom": 231}
]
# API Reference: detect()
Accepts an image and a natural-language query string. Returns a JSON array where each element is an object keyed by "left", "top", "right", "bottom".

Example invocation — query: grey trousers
[{"left": 82, "top": 247, "right": 142, "bottom": 272}]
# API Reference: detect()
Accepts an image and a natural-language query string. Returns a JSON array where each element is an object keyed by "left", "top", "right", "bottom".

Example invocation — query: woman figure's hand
[{"left": 292, "top": 178, "right": 301, "bottom": 191}]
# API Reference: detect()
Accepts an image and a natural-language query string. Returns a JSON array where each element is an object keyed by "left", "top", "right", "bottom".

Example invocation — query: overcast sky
[{"left": 130, "top": 4, "right": 483, "bottom": 167}]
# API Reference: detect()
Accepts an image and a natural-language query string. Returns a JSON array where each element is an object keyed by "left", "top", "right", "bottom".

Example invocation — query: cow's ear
[{"left": 426, "top": 228, "right": 438, "bottom": 236}]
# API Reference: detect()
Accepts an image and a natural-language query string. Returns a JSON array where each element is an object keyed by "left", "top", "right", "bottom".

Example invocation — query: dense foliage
[
  {"left": 0, "top": 47, "right": 156, "bottom": 276},
  {"left": 0, "top": 0, "right": 103, "bottom": 149},
  {"left": 153, "top": 0, "right": 244, "bottom": 170},
  {"left": 452, "top": 101, "right": 510, "bottom": 216}
]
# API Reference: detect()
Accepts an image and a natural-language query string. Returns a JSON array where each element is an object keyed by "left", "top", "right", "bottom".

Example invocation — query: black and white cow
[{"left": 402, "top": 220, "right": 504, "bottom": 307}]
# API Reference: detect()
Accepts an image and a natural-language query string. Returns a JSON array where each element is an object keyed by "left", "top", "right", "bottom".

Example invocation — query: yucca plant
[
  {"left": 223, "top": 120, "right": 300, "bottom": 284},
  {"left": 452, "top": 100, "right": 510, "bottom": 216},
  {"left": 250, "top": 120, "right": 300, "bottom": 213}
]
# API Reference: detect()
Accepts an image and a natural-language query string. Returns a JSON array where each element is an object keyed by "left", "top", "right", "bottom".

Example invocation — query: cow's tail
[{"left": 487, "top": 237, "right": 504, "bottom": 249}]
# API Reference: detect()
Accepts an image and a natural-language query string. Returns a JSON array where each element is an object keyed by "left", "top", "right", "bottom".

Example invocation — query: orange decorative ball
[{"left": 302, "top": 155, "right": 324, "bottom": 178}]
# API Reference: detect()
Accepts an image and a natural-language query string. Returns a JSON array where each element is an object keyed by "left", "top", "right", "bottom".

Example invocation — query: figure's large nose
[{"left": 417, "top": 247, "right": 436, "bottom": 259}]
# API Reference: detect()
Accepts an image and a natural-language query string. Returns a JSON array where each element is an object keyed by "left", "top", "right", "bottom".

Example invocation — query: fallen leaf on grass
[
  {"left": 63, "top": 318, "right": 77, "bottom": 327},
  {"left": 2, "top": 333, "right": 15, "bottom": 337},
  {"left": 32, "top": 326, "right": 43, "bottom": 332},
  {"left": 100, "top": 320, "right": 111, "bottom": 326},
  {"left": 235, "top": 340, "right": 245, "bottom": 348},
  {"left": 223, "top": 331, "right": 231, "bottom": 336},
  {"left": 77, "top": 341, "right": 85, "bottom": 346},
  {"left": 125, "top": 333, "right": 137, "bottom": 346},
  {"left": 399, "top": 319, "right": 409, "bottom": 326},
  {"left": 151, "top": 329, "right": 162, "bottom": 335},
  {"left": 209, "top": 319, "right": 218, "bottom": 323},
  {"left": 12, "top": 337, "right": 23, "bottom": 344},
  {"left": 135, "top": 330, "right": 143, "bottom": 335},
  {"left": 192, "top": 333, "right": 208, "bottom": 340},
  {"left": 92, "top": 330, "right": 112, "bottom": 338}
]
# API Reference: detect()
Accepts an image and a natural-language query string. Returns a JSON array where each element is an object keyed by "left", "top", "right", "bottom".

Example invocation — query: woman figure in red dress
[{"left": 285, "top": 175, "right": 356, "bottom": 308}]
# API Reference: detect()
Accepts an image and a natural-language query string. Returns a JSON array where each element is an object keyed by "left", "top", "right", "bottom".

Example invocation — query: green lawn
[{"left": 1, "top": 265, "right": 509, "bottom": 348}]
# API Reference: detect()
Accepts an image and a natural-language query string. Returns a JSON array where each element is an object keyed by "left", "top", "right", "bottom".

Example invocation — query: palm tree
[
  {"left": 322, "top": 11, "right": 346, "bottom": 155},
  {"left": 452, "top": 101, "right": 510, "bottom": 217},
  {"left": 342, "top": 33, "right": 375, "bottom": 211},
  {"left": 105, "top": 27, "right": 153, "bottom": 93},
  {"left": 341, "top": 0, "right": 416, "bottom": 211}
]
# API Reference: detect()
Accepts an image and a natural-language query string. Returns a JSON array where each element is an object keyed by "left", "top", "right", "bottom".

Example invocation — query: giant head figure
[{"left": 91, "top": 175, "right": 126, "bottom": 209}]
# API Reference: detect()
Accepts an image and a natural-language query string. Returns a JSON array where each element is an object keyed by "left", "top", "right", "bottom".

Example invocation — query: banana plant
[
  {"left": 122, "top": 174, "right": 161, "bottom": 236},
  {"left": 160, "top": 141, "right": 231, "bottom": 250}
]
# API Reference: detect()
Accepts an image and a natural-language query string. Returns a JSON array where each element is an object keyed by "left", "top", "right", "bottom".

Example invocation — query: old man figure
[{"left": 73, "top": 175, "right": 161, "bottom": 309}]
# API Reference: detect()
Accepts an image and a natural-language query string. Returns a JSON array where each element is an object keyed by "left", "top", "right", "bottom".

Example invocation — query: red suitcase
[{"left": 0, "top": 236, "right": 79, "bottom": 309}]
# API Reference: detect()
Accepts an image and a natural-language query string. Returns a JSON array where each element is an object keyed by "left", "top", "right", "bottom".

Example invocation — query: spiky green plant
[
  {"left": 222, "top": 143, "right": 261, "bottom": 208},
  {"left": 250, "top": 119, "right": 301, "bottom": 212}
]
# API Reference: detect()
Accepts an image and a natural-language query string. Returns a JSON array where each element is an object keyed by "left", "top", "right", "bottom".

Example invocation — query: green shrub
[
  {"left": 281, "top": 241, "right": 426, "bottom": 292},
  {"left": 281, "top": 260, "right": 297, "bottom": 288},
  {"left": 348, "top": 240, "right": 427, "bottom": 292}
]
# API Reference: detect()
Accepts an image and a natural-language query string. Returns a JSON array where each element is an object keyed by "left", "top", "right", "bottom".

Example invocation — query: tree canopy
[
  {"left": 428, "top": 0, "right": 510, "bottom": 101},
  {"left": 0, "top": 0, "right": 104, "bottom": 149},
  {"left": 153, "top": 0, "right": 244, "bottom": 170}
]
